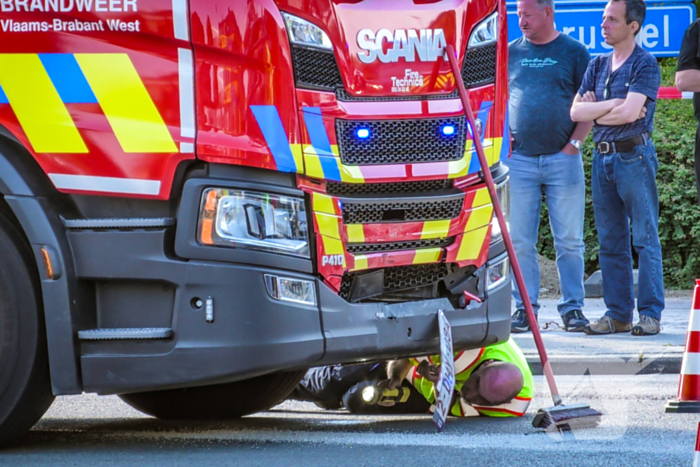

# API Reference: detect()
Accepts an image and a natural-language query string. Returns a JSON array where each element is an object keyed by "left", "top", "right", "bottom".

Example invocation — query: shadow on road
[{"left": 5, "top": 411, "right": 534, "bottom": 453}]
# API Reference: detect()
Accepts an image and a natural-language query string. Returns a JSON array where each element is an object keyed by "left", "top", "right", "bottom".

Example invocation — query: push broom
[{"left": 445, "top": 45, "right": 601, "bottom": 430}]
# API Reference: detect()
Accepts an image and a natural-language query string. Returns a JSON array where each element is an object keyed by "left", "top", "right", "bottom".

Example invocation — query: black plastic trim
[{"left": 5, "top": 196, "right": 84, "bottom": 395}]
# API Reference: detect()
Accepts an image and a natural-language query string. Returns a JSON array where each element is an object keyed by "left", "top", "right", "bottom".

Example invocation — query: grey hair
[{"left": 536, "top": 0, "right": 555, "bottom": 12}]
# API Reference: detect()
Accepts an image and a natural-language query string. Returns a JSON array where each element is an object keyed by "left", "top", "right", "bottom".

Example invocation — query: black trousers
[{"left": 288, "top": 363, "right": 431, "bottom": 414}]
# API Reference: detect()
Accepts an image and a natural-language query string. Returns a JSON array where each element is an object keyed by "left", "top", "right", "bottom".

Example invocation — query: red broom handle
[{"left": 446, "top": 45, "right": 562, "bottom": 405}]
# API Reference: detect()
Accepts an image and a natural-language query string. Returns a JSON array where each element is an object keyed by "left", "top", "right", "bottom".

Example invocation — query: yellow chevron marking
[
  {"left": 303, "top": 149, "right": 326, "bottom": 179},
  {"left": 465, "top": 203, "right": 493, "bottom": 232},
  {"left": 413, "top": 248, "right": 442, "bottom": 264},
  {"left": 456, "top": 225, "right": 489, "bottom": 261},
  {"left": 0, "top": 54, "right": 87, "bottom": 153},
  {"left": 420, "top": 219, "right": 452, "bottom": 240},
  {"left": 448, "top": 150, "right": 471, "bottom": 179},
  {"left": 352, "top": 255, "right": 368, "bottom": 271},
  {"left": 315, "top": 212, "right": 342, "bottom": 240},
  {"left": 490, "top": 137, "right": 503, "bottom": 165},
  {"left": 321, "top": 236, "right": 346, "bottom": 262},
  {"left": 312, "top": 193, "right": 337, "bottom": 215},
  {"left": 339, "top": 164, "right": 365, "bottom": 183},
  {"left": 346, "top": 224, "right": 365, "bottom": 243},
  {"left": 75, "top": 54, "right": 177, "bottom": 153},
  {"left": 452, "top": 138, "right": 502, "bottom": 177},
  {"left": 290, "top": 143, "right": 304, "bottom": 173},
  {"left": 471, "top": 188, "right": 492, "bottom": 208}
]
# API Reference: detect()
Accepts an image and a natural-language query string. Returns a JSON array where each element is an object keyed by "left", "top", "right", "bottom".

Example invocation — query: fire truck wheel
[
  {"left": 118, "top": 369, "right": 307, "bottom": 419},
  {"left": 0, "top": 209, "right": 55, "bottom": 446}
]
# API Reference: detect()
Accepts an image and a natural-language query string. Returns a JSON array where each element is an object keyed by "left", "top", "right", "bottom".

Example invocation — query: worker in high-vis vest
[{"left": 383, "top": 337, "right": 534, "bottom": 417}]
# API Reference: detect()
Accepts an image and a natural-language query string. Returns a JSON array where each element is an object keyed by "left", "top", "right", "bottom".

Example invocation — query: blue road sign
[{"left": 507, "top": 2, "right": 696, "bottom": 57}]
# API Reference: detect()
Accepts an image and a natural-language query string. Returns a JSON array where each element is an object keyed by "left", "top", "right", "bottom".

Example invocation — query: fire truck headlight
[
  {"left": 281, "top": 12, "right": 333, "bottom": 50},
  {"left": 469, "top": 12, "right": 498, "bottom": 47},
  {"left": 198, "top": 188, "right": 309, "bottom": 258},
  {"left": 490, "top": 178, "right": 509, "bottom": 244}
]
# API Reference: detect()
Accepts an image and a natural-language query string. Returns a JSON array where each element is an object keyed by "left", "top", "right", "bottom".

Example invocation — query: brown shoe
[
  {"left": 631, "top": 315, "right": 660, "bottom": 336},
  {"left": 584, "top": 315, "right": 632, "bottom": 335}
]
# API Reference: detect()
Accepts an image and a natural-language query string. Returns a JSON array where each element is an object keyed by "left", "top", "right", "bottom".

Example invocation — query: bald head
[{"left": 461, "top": 361, "right": 524, "bottom": 406}]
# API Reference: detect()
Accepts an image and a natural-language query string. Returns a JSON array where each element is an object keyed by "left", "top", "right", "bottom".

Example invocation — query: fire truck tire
[
  {"left": 118, "top": 369, "right": 307, "bottom": 420},
  {"left": 0, "top": 209, "right": 55, "bottom": 446}
]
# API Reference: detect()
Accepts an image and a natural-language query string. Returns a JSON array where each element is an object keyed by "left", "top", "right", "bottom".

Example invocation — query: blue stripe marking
[
  {"left": 468, "top": 101, "right": 493, "bottom": 174},
  {"left": 39, "top": 54, "right": 98, "bottom": 104},
  {"left": 303, "top": 107, "right": 341, "bottom": 181},
  {"left": 250, "top": 105, "right": 297, "bottom": 173},
  {"left": 0, "top": 85, "right": 7, "bottom": 104},
  {"left": 500, "top": 103, "right": 510, "bottom": 162}
]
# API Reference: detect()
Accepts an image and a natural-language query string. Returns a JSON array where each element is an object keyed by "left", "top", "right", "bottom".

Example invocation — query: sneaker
[
  {"left": 584, "top": 315, "right": 632, "bottom": 335},
  {"left": 632, "top": 315, "right": 660, "bottom": 336},
  {"left": 511, "top": 309, "right": 536, "bottom": 333},
  {"left": 562, "top": 309, "right": 589, "bottom": 332}
]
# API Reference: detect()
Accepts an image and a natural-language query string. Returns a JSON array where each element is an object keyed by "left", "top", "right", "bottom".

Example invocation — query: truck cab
[{"left": 0, "top": 0, "right": 511, "bottom": 442}]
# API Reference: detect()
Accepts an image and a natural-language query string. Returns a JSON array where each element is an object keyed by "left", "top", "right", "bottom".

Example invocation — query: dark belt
[{"left": 596, "top": 133, "right": 650, "bottom": 155}]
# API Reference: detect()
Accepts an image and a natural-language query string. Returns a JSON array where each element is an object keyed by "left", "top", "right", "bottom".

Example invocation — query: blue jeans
[
  {"left": 503, "top": 151, "right": 586, "bottom": 316},
  {"left": 592, "top": 141, "right": 664, "bottom": 322}
]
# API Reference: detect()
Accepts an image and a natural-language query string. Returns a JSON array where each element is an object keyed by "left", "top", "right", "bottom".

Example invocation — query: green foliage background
[{"left": 536, "top": 58, "right": 700, "bottom": 288}]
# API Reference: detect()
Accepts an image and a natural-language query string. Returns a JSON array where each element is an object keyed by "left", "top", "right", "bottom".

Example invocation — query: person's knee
[{"left": 553, "top": 237, "right": 585, "bottom": 256}]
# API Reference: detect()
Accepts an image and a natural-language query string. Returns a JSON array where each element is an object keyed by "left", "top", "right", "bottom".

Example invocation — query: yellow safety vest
[{"left": 407, "top": 337, "right": 533, "bottom": 417}]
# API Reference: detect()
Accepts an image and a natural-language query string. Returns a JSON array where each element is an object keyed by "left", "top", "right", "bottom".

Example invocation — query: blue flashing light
[
  {"left": 442, "top": 125, "right": 456, "bottom": 136},
  {"left": 356, "top": 128, "right": 370, "bottom": 139}
]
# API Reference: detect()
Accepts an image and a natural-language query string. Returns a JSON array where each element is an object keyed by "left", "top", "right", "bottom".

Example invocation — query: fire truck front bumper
[{"left": 77, "top": 243, "right": 511, "bottom": 395}]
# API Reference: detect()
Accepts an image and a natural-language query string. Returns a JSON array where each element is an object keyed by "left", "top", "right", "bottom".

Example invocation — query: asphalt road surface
[{"left": 4, "top": 375, "right": 698, "bottom": 466}]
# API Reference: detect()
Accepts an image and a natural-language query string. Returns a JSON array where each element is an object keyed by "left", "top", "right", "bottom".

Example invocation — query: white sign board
[{"left": 433, "top": 309, "right": 455, "bottom": 432}]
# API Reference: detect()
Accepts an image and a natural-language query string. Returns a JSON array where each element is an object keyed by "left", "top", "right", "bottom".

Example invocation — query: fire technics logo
[
  {"left": 391, "top": 69, "right": 424, "bottom": 93},
  {"left": 357, "top": 28, "right": 447, "bottom": 63}
]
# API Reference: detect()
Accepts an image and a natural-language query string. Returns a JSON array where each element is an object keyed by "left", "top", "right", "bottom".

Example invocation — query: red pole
[{"left": 446, "top": 45, "right": 562, "bottom": 405}]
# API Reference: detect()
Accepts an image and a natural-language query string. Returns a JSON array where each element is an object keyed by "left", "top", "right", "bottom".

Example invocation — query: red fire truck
[{"left": 0, "top": 0, "right": 511, "bottom": 442}]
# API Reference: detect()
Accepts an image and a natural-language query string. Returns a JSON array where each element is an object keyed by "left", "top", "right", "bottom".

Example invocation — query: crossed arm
[{"left": 570, "top": 92, "right": 648, "bottom": 126}]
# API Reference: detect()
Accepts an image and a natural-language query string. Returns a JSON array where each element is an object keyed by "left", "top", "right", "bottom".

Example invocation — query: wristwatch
[{"left": 569, "top": 139, "right": 582, "bottom": 151}]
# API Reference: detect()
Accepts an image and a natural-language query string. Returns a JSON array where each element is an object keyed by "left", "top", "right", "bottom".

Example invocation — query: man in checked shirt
[{"left": 570, "top": 0, "right": 663, "bottom": 336}]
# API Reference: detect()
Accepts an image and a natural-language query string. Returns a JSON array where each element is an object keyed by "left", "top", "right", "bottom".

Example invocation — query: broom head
[{"left": 532, "top": 403, "right": 602, "bottom": 431}]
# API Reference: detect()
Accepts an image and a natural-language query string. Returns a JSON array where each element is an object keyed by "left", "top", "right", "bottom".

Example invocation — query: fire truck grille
[
  {"left": 335, "top": 87, "right": 459, "bottom": 101},
  {"left": 336, "top": 116, "right": 467, "bottom": 165},
  {"left": 345, "top": 237, "right": 453, "bottom": 254},
  {"left": 339, "top": 263, "right": 449, "bottom": 300},
  {"left": 325, "top": 179, "right": 453, "bottom": 196},
  {"left": 461, "top": 43, "right": 497, "bottom": 88},
  {"left": 291, "top": 46, "right": 342, "bottom": 90},
  {"left": 291, "top": 42, "right": 495, "bottom": 97},
  {"left": 342, "top": 196, "right": 464, "bottom": 224}
]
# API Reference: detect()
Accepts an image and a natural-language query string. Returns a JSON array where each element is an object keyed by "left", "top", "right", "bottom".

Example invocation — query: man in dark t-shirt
[
  {"left": 676, "top": 20, "right": 700, "bottom": 204},
  {"left": 570, "top": 0, "right": 663, "bottom": 336},
  {"left": 506, "top": 0, "right": 593, "bottom": 334}
]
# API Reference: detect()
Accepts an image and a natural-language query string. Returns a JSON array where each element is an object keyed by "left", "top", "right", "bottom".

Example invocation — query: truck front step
[
  {"left": 78, "top": 328, "right": 173, "bottom": 340},
  {"left": 63, "top": 218, "right": 176, "bottom": 229}
]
